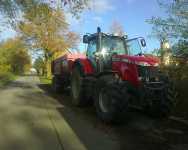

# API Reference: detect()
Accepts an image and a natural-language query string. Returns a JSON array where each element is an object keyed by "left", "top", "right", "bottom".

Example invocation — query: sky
[
  {"left": 0, "top": 14, "right": 17, "bottom": 42},
  {"left": 0, "top": 0, "right": 168, "bottom": 52},
  {"left": 67, "top": 0, "right": 168, "bottom": 52}
]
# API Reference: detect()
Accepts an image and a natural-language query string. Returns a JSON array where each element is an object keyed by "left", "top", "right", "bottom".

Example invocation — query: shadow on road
[{"left": 38, "top": 83, "right": 188, "bottom": 150}]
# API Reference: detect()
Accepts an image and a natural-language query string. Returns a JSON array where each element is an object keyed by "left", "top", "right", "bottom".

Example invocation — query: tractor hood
[{"left": 112, "top": 54, "right": 160, "bottom": 66}]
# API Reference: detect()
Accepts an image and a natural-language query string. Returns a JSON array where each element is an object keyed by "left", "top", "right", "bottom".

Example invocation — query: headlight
[
  {"left": 136, "top": 62, "right": 150, "bottom": 66},
  {"left": 136, "top": 62, "right": 159, "bottom": 67},
  {"left": 154, "top": 63, "right": 159, "bottom": 67}
]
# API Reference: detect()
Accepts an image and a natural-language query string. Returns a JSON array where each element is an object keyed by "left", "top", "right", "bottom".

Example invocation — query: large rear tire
[
  {"left": 70, "top": 66, "right": 87, "bottom": 106},
  {"left": 52, "top": 76, "right": 62, "bottom": 93},
  {"left": 95, "top": 75, "right": 129, "bottom": 123}
]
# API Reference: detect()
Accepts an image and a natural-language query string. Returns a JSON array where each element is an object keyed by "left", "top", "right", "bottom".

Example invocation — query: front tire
[{"left": 147, "top": 81, "right": 177, "bottom": 117}]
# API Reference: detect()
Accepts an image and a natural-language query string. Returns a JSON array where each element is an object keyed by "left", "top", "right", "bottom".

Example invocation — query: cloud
[
  {"left": 92, "top": 16, "right": 103, "bottom": 23},
  {"left": 89, "top": 0, "right": 116, "bottom": 13}
]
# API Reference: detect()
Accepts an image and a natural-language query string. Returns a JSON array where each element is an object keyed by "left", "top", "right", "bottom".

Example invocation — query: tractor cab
[
  {"left": 127, "top": 37, "right": 146, "bottom": 56},
  {"left": 83, "top": 27, "right": 128, "bottom": 72},
  {"left": 83, "top": 27, "right": 148, "bottom": 73}
]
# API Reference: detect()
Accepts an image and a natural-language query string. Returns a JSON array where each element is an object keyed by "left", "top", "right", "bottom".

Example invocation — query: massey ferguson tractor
[{"left": 51, "top": 27, "right": 177, "bottom": 123}]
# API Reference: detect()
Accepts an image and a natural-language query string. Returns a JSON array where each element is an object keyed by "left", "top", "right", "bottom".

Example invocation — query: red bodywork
[
  {"left": 52, "top": 53, "right": 159, "bottom": 87},
  {"left": 112, "top": 55, "right": 159, "bottom": 87},
  {"left": 51, "top": 53, "right": 93, "bottom": 75}
]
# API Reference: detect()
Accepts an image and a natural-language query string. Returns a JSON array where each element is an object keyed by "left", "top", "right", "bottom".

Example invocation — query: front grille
[{"left": 137, "top": 66, "right": 158, "bottom": 81}]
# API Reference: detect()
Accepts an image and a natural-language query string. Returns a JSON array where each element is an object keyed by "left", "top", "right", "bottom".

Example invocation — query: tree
[
  {"left": 172, "top": 40, "right": 188, "bottom": 58},
  {"left": 0, "top": 37, "right": 31, "bottom": 74},
  {"left": 0, "top": 0, "right": 89, "bottom": 23},
  {"left": 147, "top": 0, "right": 188, "bottom": 54},
  {"left": 19, "top": 3, "right": 80, "bottom": 77},
  {"left": 0, "top": 0, "right": 85, "bottom": 79},
  {"left": 52, "top": 0, "right": 89, "bottom": 18},
  {"left": 109, "top": 20, "right": 125, "bottom": 36},
  {"left": 33, "top": 57, "right": 45, "bottom": 75},
  {"left": 151, "top": 48, "right": 163, "bottom": 57},
  {"left": 147, "top": 0, "right": 188, "bottom": 83},
  {"left": 65, "top": 31, "right": 81, "bottom": 52}
]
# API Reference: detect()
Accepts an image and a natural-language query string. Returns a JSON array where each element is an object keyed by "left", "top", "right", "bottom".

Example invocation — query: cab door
[{"left": 86, "top": 38, "right": 97, "bottom": 71}]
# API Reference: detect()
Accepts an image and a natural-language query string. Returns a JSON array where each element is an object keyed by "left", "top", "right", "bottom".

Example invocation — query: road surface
[{"left": 0, "top": 76, "right": 187, "bottom": 150}]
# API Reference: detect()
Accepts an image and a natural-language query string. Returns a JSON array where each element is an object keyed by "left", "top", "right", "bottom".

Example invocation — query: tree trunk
[{"left": 44, "top": 53, "right": 52, "bottom": 79}]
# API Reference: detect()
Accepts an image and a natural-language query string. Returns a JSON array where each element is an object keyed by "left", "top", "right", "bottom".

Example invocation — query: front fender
[{"left": 112, "top": 62, "right": 139, "bottom": 87}]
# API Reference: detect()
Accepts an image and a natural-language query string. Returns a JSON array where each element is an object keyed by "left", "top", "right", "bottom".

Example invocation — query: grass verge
[
  {"left": 173, "top": 79, "right": 188, "bottom": 119},
  {"left": 0, "top": 72, "right": 16, "bottom": 87},
  {"left": 39, "top": 76, "right": 52, "bottom": 84}
]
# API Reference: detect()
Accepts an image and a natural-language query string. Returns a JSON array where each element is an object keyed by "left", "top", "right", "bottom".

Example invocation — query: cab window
[
  {"left": 102, "top": 36, "right": 127, "bottom": 55},
  {"left": 87, "top": 40, "right": 97, "bottom": 58}
]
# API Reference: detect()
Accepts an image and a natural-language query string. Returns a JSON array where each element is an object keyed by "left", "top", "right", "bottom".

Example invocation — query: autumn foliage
[{"left": 0, "top": 37, "right": 31, "bottom": 76}]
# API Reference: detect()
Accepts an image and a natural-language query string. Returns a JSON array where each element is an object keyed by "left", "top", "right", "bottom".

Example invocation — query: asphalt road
[{"left": 0, "top": 76, "right": 188, "bottom": 150}]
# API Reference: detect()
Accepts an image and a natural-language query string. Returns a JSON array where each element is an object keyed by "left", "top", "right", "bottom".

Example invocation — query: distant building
[{"left": 30, "top": 68, "right": 37, "bottom": 75}]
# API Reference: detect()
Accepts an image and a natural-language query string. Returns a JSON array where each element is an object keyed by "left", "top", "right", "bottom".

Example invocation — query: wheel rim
[
  {"left": 71, "top": 71, "right": 81, "bottom": 100},
  {"left": 99, "top": 90, "right": 112, "bottom": 113}
]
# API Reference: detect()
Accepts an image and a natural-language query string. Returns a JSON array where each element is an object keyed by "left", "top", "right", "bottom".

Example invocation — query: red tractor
[{"left": 51, "top": 27, "right": 177, "bottom": 123}]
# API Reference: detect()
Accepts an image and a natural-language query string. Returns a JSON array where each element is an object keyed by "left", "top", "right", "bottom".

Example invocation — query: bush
[
  {"left": 0, "top": 72, "right": 15, "bottom": 86},
  {"left": 39, "top": 76, "right": 51, "bottom": 84},
  {"left": 162, "top": 64, "right": 188, "bottom": 118}
]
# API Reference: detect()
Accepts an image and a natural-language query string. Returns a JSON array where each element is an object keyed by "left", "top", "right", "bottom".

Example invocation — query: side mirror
[
  {"left": 140, "top": 38, "right": 146, "bottom": 47},
  {"left": 83, "top": 35, "right": 89, "bottom": 43},
  {"left": 123, "top": 35, "right": 128, "bottom": 39}
]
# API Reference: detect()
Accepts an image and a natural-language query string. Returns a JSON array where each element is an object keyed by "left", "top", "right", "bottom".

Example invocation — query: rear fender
[{"left": 73, "top": 58, "right": 94, "bottom": 75}]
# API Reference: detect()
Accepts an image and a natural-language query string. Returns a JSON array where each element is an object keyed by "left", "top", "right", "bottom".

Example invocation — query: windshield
[
  {"left": 127, "top": 38, "right": 142, "bottom": 56},
  {"left": 101, "top": 36, "right": 127, "bottom": 55}
]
